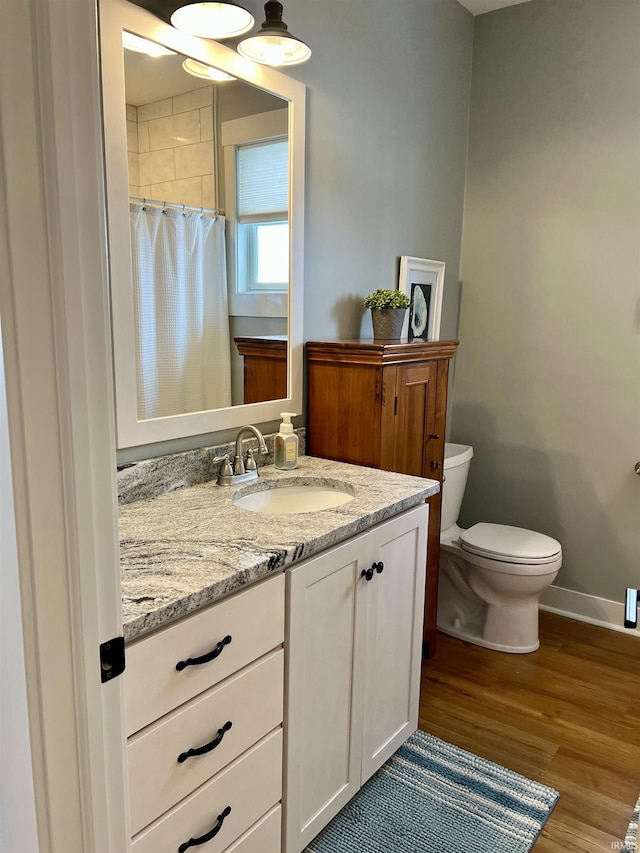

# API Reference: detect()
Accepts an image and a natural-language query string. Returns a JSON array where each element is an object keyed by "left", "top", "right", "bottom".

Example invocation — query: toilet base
[
  {"left": 437, "top": 535, "right": 561, "bottom": 654},
  {"left": 436, "top": 619, "right": 540, "bottom": 654}
]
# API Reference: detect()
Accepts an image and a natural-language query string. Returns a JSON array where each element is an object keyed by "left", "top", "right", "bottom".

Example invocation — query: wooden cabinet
[
  {"left": 307, "top": 339, "right": 458, "bottom": 657},
  {"left": 284, "top": 504, "right": 428, "bottom": 853},
  {"left": 124, "top": 574, "right": 285, "bottom": 852},
  {"left": 234, "top": 336, "right": 287, "bottom": 403}
]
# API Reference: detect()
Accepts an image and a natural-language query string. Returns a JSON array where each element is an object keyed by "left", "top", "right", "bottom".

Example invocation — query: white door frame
[{"left": 0, "top": 0, "right": 129, "bottom": 849}]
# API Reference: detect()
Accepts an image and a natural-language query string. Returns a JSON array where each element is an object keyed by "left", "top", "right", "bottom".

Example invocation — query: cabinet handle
[
  {"left": 373, "top": 561, "right": 384, "bottom": 575},
  {"left": 178, "top": 806, "right": 232, "bottom": 852},
  {"left": 428, "top": 434, "right": 440, "bottom": 440},
  {"left": 176, "top": 635, "right": 232, "bottom": 671},
  {"left": 177, "top": 721, "right": 232, "bottom": 764},
  {"left": 430, "top": 460, "right": 442, "bottom": 470}
]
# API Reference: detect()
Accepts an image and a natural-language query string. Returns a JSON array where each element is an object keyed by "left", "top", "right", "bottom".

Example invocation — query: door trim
[{"left": 0, "top": 0, "right": 129, "bottom": 848}]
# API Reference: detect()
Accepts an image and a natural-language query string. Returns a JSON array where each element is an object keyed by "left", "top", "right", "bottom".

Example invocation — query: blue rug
[
  {"left": 623, "top": 794, "right": 639, "bottom": 853},
  {"left": 304, "top": 730, "right": 559, "bottom": 853}
]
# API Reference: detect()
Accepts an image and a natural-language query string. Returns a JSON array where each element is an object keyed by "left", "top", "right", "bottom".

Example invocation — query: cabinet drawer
[
  {"left": 223, "top": 805, "right": 281, "bottom": 853},
  {"left": 126, "top": 574, "right": 284, "bottom": 735},
  {"left": 128, "top": 650, "right": 284, "bottom": 835},
  {"left": 132, "top": 728, "right": 282, "bottom": 853}
]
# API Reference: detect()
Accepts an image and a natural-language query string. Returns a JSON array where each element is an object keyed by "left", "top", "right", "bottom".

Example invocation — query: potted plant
[{"left": 363, "top": 288, "right": 410, "bottom": 339}]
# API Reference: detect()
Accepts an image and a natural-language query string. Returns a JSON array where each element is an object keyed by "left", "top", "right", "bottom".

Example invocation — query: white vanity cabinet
[
  {"left": 122, "top": 500, "right": 429, "bottom": 853},
  {"left": 284, "top": 503, "right": 428, "bottom": 853},
  {"left": 124, "top": 573, "right": 285, "bottom": 853}
]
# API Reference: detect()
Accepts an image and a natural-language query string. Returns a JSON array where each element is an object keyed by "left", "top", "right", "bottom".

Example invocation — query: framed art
[{"left": 398, "top": 256, "right": 445, "bottom": 341}]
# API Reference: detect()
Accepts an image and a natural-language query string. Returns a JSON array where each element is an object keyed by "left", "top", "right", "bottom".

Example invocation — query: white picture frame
[{"left": 398, "top": 256, "right": 445, "bottom": 341}]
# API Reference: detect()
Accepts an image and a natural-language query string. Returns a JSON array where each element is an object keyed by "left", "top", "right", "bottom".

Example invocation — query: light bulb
[
  {"left": 237, "top": 34, "right": 311, "bottom": 66},
  {"left": 170, "top": 2, "right": 254, "bottom": 39},
  {"left": 182, "top": 58, "right": 235, "bottom": 81}
]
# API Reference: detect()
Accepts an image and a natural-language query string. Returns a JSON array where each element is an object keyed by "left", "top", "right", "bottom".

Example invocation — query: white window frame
[
  {"left": 238, "top": 217, "right": 289, "bottom": 292},
  {"left": 222, "top": 109, "right": 289, "bottom": 318}
]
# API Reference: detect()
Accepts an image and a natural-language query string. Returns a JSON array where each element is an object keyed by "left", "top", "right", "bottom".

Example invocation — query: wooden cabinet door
[
  {"left": 360, "top": 504, "right": 428, "bottom": 782},
  {"left": 380, "top": 361, "right": 438, "bottom": 477},
  {"left": 285, "top": 537, "right": 367, "bottom": 853}
]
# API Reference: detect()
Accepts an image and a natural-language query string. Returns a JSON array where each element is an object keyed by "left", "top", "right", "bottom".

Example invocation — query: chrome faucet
[{"left": 215, "top": 425, "right": 269, "bottom": 486}]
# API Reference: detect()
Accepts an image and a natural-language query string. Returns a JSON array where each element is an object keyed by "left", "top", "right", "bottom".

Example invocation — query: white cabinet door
[
  {"left": 360, "top": 505, "right": 428, "bottom": 782},
  {"left": 284, "top": 503, "right": 428, "bottom": 853},
  {"left": 284, "top": 535, "right": 367, "bottom": 853}
]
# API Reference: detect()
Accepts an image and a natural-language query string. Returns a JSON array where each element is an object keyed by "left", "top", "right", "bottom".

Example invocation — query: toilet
[{"left": 437, "top": 443, "right": 562, "bottom": 653}]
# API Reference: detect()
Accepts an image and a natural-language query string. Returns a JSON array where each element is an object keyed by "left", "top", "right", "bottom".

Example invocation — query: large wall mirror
[{"left": 100, "top": 0, "right": 305, "bottom": 448}]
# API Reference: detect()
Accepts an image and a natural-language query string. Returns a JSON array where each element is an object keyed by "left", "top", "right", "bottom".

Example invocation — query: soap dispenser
[{"left": 274, "top": 412, "right": 298, "bottom": 470}]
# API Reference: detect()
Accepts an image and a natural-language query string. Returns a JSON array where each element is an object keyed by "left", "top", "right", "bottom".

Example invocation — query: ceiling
[{"left": 457, "top": 0, "right": 532, "bottom": 14}]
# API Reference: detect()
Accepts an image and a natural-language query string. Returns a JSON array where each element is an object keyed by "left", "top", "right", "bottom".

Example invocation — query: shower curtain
[{"left": 129, "top": 203, "right": 232, "bottom": 420}]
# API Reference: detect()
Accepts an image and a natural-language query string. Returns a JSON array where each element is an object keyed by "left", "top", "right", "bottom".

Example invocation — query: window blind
[{"left": 237, "top": 139, "right": 288, "bottom": 217}]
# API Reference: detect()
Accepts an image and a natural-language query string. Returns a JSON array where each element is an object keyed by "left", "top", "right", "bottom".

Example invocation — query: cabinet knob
[
  {"left": 361, "top": 562, "right": 384, "bottom": 582},
  {"left": 430, "top": 460, "right": 442, "bottom": 470},
  {"left": 176, "top": 635, "right": 232, "bottom": 671}
]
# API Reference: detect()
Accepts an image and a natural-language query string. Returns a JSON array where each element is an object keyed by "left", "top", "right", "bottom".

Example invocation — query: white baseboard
[{"left": 540, "top": 584, "right": 640, "bottom": 637}]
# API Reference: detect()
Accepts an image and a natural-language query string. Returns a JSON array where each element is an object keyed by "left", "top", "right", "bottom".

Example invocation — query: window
[{"left": 236, "top": 138, "right": 289, "bottom": 292}]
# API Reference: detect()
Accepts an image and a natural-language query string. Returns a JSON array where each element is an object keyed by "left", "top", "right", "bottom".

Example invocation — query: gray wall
[
  {"left": 452, "top": 0, "right": 640, "bottom": 602},
  {"left": 281, "top": 0, "right": 474, "bottom": 344}
]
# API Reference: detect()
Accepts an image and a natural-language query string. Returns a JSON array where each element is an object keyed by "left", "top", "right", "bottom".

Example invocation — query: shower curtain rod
[{"left": 129, "top": 196, "right": 225, "bottom": 216}]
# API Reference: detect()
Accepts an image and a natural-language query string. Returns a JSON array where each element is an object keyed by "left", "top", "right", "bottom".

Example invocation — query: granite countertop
[{"left": 120, "top": 456, "right": 439, "bottom": 642}]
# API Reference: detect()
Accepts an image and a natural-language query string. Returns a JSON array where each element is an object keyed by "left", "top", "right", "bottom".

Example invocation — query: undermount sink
[{"left": 233, "top": 479, "right": 355, "bottom": 514}]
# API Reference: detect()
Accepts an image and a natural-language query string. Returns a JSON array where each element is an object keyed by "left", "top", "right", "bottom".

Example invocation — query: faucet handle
[
  {"left": 214, "top": 454, "right": 234, "bottom": 486},
  {"left": 245, "top": 448, "right": 258, "bottom": 472}
]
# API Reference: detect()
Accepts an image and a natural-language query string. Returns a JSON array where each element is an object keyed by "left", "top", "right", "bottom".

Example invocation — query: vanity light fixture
[
  {"left": 170, "top": 1, "right": 254, "bottom": 39},
  {"left": 122, "top": 31, "right": 176, "bottom": 56},
  {"left": 237, "top": 0, "right": 311, "bottom": 67},
  {"left": 182, "top": 58, "right": 235, "bottom": 81}
]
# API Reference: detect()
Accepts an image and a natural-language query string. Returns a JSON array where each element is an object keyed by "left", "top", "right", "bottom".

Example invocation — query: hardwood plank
[{"left": 419, "top": 612, "right": 640, "bottom": 850}]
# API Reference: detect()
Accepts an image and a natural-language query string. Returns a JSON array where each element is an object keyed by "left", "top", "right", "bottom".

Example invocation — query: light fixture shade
[
  {"left": 237, "top": 1, "right": 311, "bottom": 66},
  {"left": 182, "top": 58, "right": 235, "bottom": 81},
  {"left": 170, "top": 2, "right": 254, "bottom": 39}
]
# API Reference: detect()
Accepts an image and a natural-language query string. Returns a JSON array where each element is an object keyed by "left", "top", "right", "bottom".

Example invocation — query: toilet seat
[{"left": 460, "top": 523, "right": 562, "bottom": 568}]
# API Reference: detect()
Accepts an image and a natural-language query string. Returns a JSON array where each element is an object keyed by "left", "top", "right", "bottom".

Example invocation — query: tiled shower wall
[{"left": 127, "top": 85, "right": 215, "bottom": 209}]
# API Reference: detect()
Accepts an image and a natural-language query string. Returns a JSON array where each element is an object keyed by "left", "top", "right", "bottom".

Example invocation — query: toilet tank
[{"left": 441, "top": 444, "right": 474, "bottom": 532}]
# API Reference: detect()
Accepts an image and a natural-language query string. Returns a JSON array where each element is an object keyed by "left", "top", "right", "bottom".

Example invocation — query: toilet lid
[{"left": 460, "top": 523, "right": 562, "bottom": 565}]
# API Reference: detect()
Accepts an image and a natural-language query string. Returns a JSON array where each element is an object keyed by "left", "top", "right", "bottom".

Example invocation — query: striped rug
[
  {"left": 623, "top": 794, "right": 639, "bottom": 853},
  {"left": 304, "top": 730, "right": 559, "bottom": 853}
]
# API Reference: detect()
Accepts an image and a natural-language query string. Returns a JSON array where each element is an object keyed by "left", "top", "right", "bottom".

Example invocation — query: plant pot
[{"left": 370, "top": 307, "right": 407, "bottom": 340}]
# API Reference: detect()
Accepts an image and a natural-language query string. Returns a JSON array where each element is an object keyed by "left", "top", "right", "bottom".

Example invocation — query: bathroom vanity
[
  {"left": 307, "top": 339, "right": 459, "bottom": 657},
  {"left": 119, "top": 455, "right": 437, "bottom": 852}
]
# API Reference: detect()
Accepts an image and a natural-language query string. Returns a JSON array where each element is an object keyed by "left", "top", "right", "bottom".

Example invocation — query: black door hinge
[{"left": 100, "top": 636, "right": 125, "bottom": 683}]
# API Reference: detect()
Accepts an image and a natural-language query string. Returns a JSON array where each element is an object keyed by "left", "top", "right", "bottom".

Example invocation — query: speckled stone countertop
[{"left": 120, "top": 455, "right": 438, "bottom": 643}]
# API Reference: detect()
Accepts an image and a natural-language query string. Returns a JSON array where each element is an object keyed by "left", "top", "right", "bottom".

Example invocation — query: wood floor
[{"left": 419, "top": 611, "right": 640, "bottom": 852}]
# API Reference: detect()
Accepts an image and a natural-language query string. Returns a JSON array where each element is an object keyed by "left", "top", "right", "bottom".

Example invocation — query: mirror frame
[{"left": 100, "top": 0, "right": 305, "bottom": 448}]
